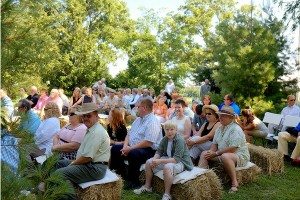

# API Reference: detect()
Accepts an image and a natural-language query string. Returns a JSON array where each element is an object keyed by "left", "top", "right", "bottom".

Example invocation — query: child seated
[{"left": 133, "top": 120, "right": 193, "bottom": 200}]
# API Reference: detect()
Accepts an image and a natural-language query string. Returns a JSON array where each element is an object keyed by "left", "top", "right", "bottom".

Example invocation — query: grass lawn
[{"left": 121, "top": 162, "right": 300, "bottom": 200}]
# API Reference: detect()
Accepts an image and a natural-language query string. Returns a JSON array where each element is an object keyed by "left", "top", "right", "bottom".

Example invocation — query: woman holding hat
[
  {"left": 187, "top": 104, "right": 221, "bottom": 164},
  {"left": 52, "top": 109, "right": 87, "bottom": 160},
  {"left": 199, "top": 106, "right": 250, "bottom": 193}
]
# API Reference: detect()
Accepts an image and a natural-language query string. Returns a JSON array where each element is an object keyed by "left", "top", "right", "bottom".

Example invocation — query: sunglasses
[
  {"left": 44, "top": 108, "right": 51, "bottom": 111},
  {"left": 82, "top": 114, "right": 93, "bottom": 118},
  {"left": 206, "top": 113, "right": 213, "bottom": 115},
  {"left": 69, "top": 113, "right": 76, "bottom": 116},
  {"left": 289, "top": 99, "right": 295, "bottom": 101}
]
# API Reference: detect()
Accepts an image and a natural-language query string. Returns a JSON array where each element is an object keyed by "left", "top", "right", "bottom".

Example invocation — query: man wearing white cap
[{"left": 55, "top": 103, "right": 110, "bottom": 184}]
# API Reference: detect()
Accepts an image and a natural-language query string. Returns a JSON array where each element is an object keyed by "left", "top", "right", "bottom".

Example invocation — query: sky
[{"left": 108, "top": 0, "right": 299, "bottom": 85}]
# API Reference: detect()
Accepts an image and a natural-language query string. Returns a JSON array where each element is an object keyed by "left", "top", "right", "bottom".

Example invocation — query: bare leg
[
  {"left": 198, "top": 151, "right": 209, "bottom": 168},
  {"left": 221, "top": 153, "right": 238, "bottom": 187},
  {"left": 145, "top": 159, "right": 153, "bottom": 188},
  {"left": 163, "top": 164, "right": 173, "bottom": 196},
  {"left": 244, "top": 130, "right": 253, "bottom": 143}
]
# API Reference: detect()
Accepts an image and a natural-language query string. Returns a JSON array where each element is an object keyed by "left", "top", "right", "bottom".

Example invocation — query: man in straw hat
[
  {"left": 110, "top": 97, "right": 163, "bottom": 189},
  {"left": 55, "top": 103, "right": 110, "bottom": 184},
  {"left": 199, "top": 106, "right": 250, "bottom": 193}
]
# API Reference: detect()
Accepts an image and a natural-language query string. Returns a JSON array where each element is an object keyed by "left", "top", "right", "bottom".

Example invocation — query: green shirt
[
  {"left": 156, "top": 134, "right": 193, "bottom": 171},
  {"left": 213, "top": 122, "right": 250, "bottom": 167},
  {"left": 77, "top": 123, "right": 110, "bottom": 162}
]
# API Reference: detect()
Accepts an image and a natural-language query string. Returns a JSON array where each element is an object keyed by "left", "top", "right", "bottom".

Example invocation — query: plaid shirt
[{"left": 1, "top": 131, "right": 19, "bottom": 172}]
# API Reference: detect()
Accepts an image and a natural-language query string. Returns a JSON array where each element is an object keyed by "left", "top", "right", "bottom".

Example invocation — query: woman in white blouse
[{"left": 35, "top": 102, "right": 61, "bottom": 155}]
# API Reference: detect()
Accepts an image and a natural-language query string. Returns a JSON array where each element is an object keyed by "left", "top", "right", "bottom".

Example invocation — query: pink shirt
[
  {"left": 57, "top": 123, "right": 87, "bottom": 144},
  {"left": 34, "top": 95, "right": 49, "bottom": 110}
]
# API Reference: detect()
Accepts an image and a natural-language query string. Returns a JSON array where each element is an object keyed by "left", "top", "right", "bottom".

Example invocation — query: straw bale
[
  {"left": 210, "top": 162, "right": 261, "bottom": 186},
  {"left": 247, "top": 144, "right": 284, "bottom": 175},
  {"left": 140, "top": 170, "right": 222, "bottom": 200},
  {"left": 77, "top": 178, "right": 123, "bottom": 200}
]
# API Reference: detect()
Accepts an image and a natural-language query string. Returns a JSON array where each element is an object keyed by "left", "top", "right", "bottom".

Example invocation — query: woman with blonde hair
[
  {"left": 153, "top": 95, "right": 168, "bottom": 123},
  {"left": 69, "top": 87, "right": 81, "bottom": 108},
  {"left": 107, "top": 108, "right": 127, "bottom": 145},
  {"left": 35, "top": 102, "right": 61, "bottom": 155},
  {"left": 71, "top": 87, "right": 96, "bottom": 107}
]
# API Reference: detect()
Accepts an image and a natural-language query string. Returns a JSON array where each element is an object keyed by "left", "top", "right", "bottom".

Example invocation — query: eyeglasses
[
  {"left": 44, "top": 108, "right": 51, "bottom": 111},
  {"left": 82, "top": 114, "right": 92, "bottom": 118},
  {"left": 69, "top": 113, "right": 76, "bottom": 116},
  {"left": 206, "top": 113, "right": 213, "bottom": 115}
]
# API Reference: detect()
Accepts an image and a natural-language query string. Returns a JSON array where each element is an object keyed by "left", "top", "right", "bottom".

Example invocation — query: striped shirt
[{"left": 128, "top": 112, "right": 162, "bottom": 150}]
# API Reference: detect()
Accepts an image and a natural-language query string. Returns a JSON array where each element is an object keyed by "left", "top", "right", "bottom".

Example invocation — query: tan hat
[
  {"left": 202, "top": 104, "right": 219, "bottom": 113},
  {"left": 216, "top": 106, "right": 235, "bottom": 117},
  {"left": 75, "top": 103, "right": 101, "bottom": 115}
]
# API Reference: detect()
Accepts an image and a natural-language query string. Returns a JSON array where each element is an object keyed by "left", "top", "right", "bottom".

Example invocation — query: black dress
[{"left": 107, "top": 123, "right": 127, "bottom": 142}]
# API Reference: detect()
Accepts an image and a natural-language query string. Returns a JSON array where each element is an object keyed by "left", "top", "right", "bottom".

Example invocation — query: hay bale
[
  {"left": 140, "top": 170, "right": 222, "bottom": 200},
  {"left": 247, "top": 144, "right": 284, "bottom": 175},
  {"left": 77, "top": 178, "right": 123, "bottom": 200},
  {"left": 210, "top": 162, "right": 261, "bottom": 186}
]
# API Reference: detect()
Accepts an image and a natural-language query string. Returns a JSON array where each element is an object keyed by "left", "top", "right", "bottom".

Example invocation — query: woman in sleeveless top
[
  {"left": 68, "top": 87, "right": 81, "bottom": 113},
  {"left": 171, "top": 99, "right": 191, "bottom": 140},
  {"left": 187, "top": 104, "right": 221, "bottom": 163},
  {"left": 71, "top": 87, "right": 96, "bottom": 108}
]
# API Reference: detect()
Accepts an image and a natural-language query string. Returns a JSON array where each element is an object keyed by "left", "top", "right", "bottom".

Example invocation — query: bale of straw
[
  {"left": 210, "top": 162, "right": 261, "bottom": 186},
  {"left": 77, "top": 177, "right": 123, "bottom": 200},
  {"left": 247, "top": 144, "right": 284, "bottom": 175},
  {"left": 140, "top": 170, "right": 222, "bottom": 200}
]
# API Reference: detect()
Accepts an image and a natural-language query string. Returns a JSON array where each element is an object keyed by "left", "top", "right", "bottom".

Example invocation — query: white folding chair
[
  {"left": 262, "top": 112, "right": 283, "bottom": 125},
  {"left": 282, "top": 115, "right": 300, "bottom": 128},
  {"left": 262, "top": 112, "right": 284, "bottom": 141}
]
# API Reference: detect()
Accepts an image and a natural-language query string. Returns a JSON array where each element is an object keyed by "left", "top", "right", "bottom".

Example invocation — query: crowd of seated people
[{"left": 2, "top": 81, "right": 300, "bottom": 200}]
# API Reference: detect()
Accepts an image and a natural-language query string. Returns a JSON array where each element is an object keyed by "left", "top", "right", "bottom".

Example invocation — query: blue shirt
[
  {"left": 19, "top": 110, "right": 41, "bottom": 135},
  {"left": 218, "top": 102, "right": 241, "bottom": 116},
  {"left": 129, "top": 112, "right": 162, "bottom": 150},
  {"left": 1, "top": 130, "right": 19, "bottom": 172}
]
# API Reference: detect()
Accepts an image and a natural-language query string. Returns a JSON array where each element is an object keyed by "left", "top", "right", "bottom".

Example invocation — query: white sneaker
[
  {"left": 133, "top": 185, "right": 152, "bottom": 195},
  {"left": 162, "top": 193, "right": 172, "bottom": 200}
]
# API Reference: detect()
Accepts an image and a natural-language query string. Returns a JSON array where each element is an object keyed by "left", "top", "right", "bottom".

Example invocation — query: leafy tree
[
  {"left": 208, "top": 6, "right": 293, "bottom": 100},
  {"left": 275, "top": 0, "right": 300, "bottom": 31}
]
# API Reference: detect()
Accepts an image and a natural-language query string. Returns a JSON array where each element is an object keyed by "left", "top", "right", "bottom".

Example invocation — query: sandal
[{"left": 229, "top": 186, "right": 238, "bottom": 193}]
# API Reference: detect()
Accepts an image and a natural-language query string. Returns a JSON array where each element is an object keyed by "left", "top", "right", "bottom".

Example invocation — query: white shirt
[
  {"left": 165, "top": 83, "right": 175, "bottom": 95},
  {"left": 281, "top": 105, "right": 300, "bottom": 117},
  {"left": 35, "top": 117, "right": 60, "bottom": 155}
]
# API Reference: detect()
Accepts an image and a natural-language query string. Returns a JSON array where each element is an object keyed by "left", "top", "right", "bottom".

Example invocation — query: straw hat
[
  {"left": 216, "top": 106, "right": 235, "bottom": 117},
  {"left": 202, "top": 104, "right": 219, "bottom": 113},
  {"left": 75, "top": 103, "right": 101, "bottom": 115}
]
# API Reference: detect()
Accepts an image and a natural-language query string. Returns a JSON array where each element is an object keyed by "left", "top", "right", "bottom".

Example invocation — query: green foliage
[
  {"left": 1, "top": 164, "right": 35, "bottom": 200},
  {"left": 240, "top": 96, "right": 275, "bottom": 119},
  {"left": 179, "top": 86, "right": 200, "bottom": 99},
  {"left": 1, "top": 110, "right": 74, "bottom": 199}
]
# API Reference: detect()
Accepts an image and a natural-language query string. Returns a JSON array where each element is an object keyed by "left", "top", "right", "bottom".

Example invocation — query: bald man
[{"left": 26, "top": 86, "right": 39, "bottom": 108}]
